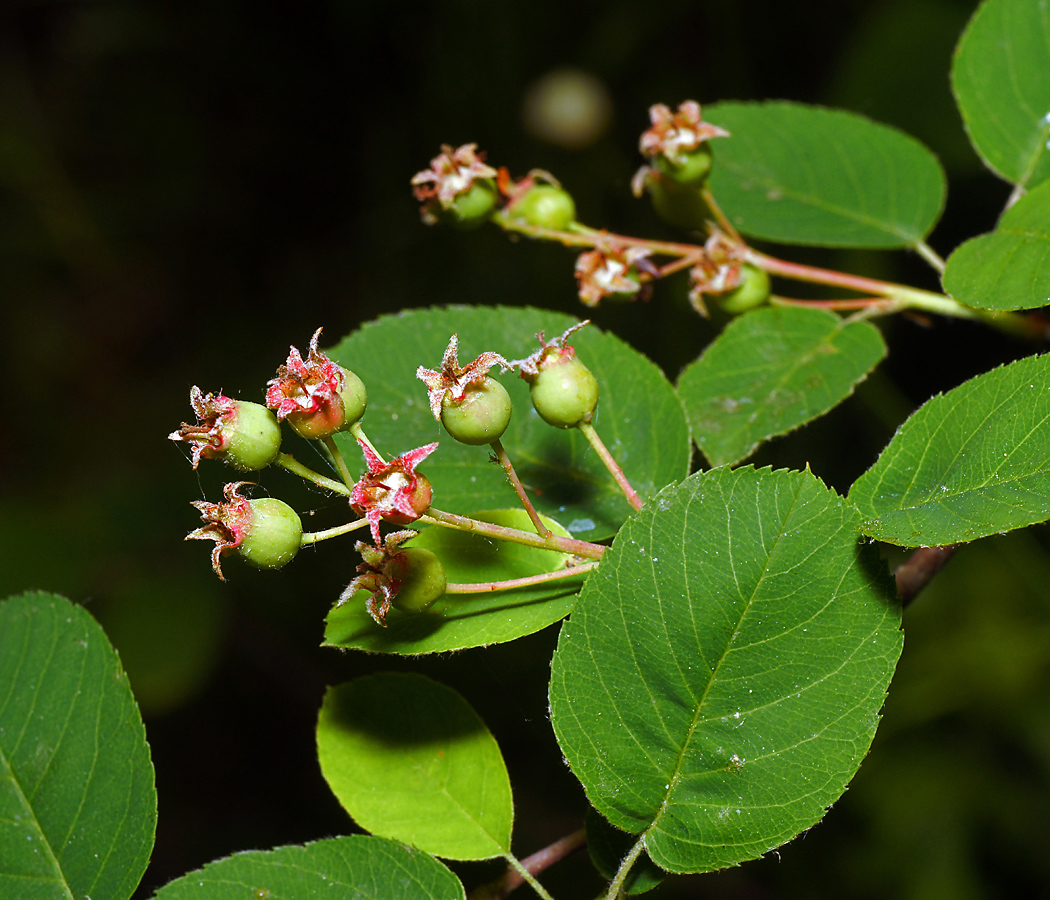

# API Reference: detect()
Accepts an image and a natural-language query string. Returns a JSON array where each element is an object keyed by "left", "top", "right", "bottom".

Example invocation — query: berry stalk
[
  {"left": 322, "top": 434, "right": 356, "bottom": 489},
  {"left": 490, "top": 438, "right": 550, "bottom": 536},
  {"left": 423, "top": 507, "right": 605, "bottom": 560},
  {"left": 446, "top": 561, "right": 597, "bottom": 594},
  {"left": 276, "top": 453, "right": 352, "bottom": 496},
  {"left": 577, "top": 421, "right": 643, "bottom": 512},
  {"left": 300, "top": 518, "right": 370, "bottom": 545}
]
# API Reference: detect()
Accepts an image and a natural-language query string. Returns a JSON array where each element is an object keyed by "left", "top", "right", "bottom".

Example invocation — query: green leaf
[
  {"left": 705, "top": 101, "right": 946, "bottom": 248},
  {"left": 942, "top": 179, "right": 1050, "bottom": 311},
  {"left": 676, "top": 306, "right": 887, "bottom": 467},
  {"left": 0, "top": 591, "right": 156, "bottom": 900},
  {"left": 317, "top": 673, "right": 513, "bottom": 861},
  {"left": 328, "top": 306, "right": 690, "bottom": 541},
  {"left": 849, "top": 353, "right": 1050, "bottom": 546},
  {"left": 549, "top": 467, "right": 902, "bottom": 874},
  {"left": 150, "top": 835, "right": 465, "bottom": 900},
  {"left": 951, "top": 0, "right": 1050, "bottom": 189},
  {"left": 324, "top": 509, "right": 585, "bottom": 654}
]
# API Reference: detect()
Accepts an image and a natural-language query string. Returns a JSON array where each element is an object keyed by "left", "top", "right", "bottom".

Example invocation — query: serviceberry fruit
[
  {"left": 529, "top": 355, "right": 599, "bottom": 428},
  {"left": 653, "top": 144, "right": 713, "bottom": 186},
  {"left": 716, "top": 264, "right": 771, "bottom": 314},
  {"left": 512, "top": 184, "right": 576, "bottom": 230},
  {"left": 389, "top": 548, "right": 447, "bottom": 613},
  {"left": 170, "top": 388, "right": 282, "bottom": 471},
  {"left": 440, "top": 377, "right": 513, "bottom": 445},
  {"left": 444, "top": 179, "right": 499, "bottom": 229},
  {"left": 239, "top": 498, "right": 303, "bottom": 570}
]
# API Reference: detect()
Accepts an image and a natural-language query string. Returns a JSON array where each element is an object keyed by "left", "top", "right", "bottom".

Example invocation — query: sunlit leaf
[
  {"left": 550, "top": 467, "right": 902, "bottom": 874},
  {"left": 677, "top": 305, "right": 886, "bottom": 467},
  {"left": 850, "top": 353, "right": 1050, "bottom": 546},
  {"left": 942, "top": 179, "right": 1050, "bottom": 311},
  {"left": 150, "top": 835, "right": 464, "bottom": 900},
  {"left": 951, "top": 0, "right": 1050, "bottom": 188},
  {"left": 317, "top": 673, "right": 513, "bottom": 861},
  {"left": 705, "top": 101, "right": 946, "bottom": 247},
  {"left": 0, "top": 591, "right": 156, "bottom": 900}
]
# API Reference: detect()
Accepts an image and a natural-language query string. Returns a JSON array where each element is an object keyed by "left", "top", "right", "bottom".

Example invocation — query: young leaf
[
  {"left": 677, "top": 306, "right": 886, "bottom": 467},
  {"left": 324, "top": 509, "right": 585, "bottom": 654},
  {"left": 942, "top": 179, "right": 1050, "bottom": 311},
  {"left": 951, "top": 0, "right": 1050, "bottom": 189},
  {"left": 549, "top": 467, "right": 902, "bottom": 875},
  {"left": 317, "top": 673, "right": 513, "bottom": 861},
  {"left": 850, "top": 353, "right": 1050, "bottom": 546},
  {"left": 0, "top": 591, "right": 156, "bottom": 900},
  {"left": 705, "top": 101, "right": 946, "bottom": 248},
  {"left": 150, "top": 835, "right": 465, "bottom": 900},
  {"left": 328, "top": 306, "right": 690, "bottom": 541}
]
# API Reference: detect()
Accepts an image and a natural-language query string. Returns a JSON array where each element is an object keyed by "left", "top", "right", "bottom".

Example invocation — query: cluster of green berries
[{"left": 172, "top": 321, "right": 602, "bottom": 626}]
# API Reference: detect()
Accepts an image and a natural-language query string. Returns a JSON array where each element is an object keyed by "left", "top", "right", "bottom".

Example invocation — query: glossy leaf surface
[
  {"left": 677, "top": 306, "right": 886, "bottom": 467},
  {"left": 850, "top": 353, "right": 1050, "bottom": 546},
  {"left": 951, "top": 0, "right": 1050, "bottom": 188},
  {"left": 549, "top": 467, "right": 902, "bottom": 874},
  {"left": 705, "top": 101, "right": 946, "bottom": 247},
  {"left": 324, "top": 509, "right": 586, "bottom": 654},
  {"left": 150, "top": 835, "right": 464, "bottom": 900},
  {"left": 942, "top": 179, "right": 1050, "bottom": 311},
  {"left": 317, "top": 673, "right": 513, "bottom": 860},
  {"left": 329, "top": 306, "right": 690, "bottom": 541},
  {"left": 0, "top": 591, "right": 156, "bottom": 900}
]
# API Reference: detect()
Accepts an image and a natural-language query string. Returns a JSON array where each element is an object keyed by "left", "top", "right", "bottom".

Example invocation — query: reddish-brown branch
[
  {"left": 894, "top": 545, "right": 958, "bottom": 607},
  {"left": 468, "top": 830, "right": 587, "bottom": 900}
]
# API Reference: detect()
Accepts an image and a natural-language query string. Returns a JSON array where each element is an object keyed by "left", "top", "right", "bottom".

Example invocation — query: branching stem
[
  {"left": 300, "top": 518, "right": 369, "bottom": 545},
  {"left": 424, "top": 507, "right": 605, "bottom": 560},
  {"left": 578, "top": 422, "right": 643, "bottom": 511},
  {"left": 446, "top": 561, "right": 597, "bottom": 594},
  {"left": 276, "top": 453, "right": 352, "bottom": 496},
  {"left": 605, "top": 835, "right": 647, "bottom": 900},
  {"left": 491, "top": 438, "right": 551, "bottom": 536},
  {"left": 322, "top": 434, "right": 356, "bottom": 489},
  {"left": 469, "top": 830, "right": 587, "bottom": 900}
]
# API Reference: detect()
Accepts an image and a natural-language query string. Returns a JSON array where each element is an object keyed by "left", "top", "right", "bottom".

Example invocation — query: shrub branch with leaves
[{"left": 3, "top": 0, "right": 1050, "bottom": 897}]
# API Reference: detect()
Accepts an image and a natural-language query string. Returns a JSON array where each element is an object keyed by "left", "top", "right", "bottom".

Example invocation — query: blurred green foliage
[{"left": 1, "top": 1, "right": 1045, "bottom": 897}]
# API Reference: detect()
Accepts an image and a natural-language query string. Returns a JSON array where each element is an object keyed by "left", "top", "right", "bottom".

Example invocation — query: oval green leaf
[
  {"left": 677, "top": 306, "right": 887, "bottom": 467},
  {"left": 951, "top": 0, "right": 1050, "bottom": 189},
  {"left": 323, "top": 509, "right": 587, "bottom": 654},
  {"left": 705, "top": 101, "right": 946, "bottom": 248},
  {"left": 942, "top": 178, "right": 1050, "bottom": 310},
  {"left": 150, "top": 835, "right": 465, "bottom": 900},
  {"left": 317, "top": 673, "right": 513, "bottom": 861},
  {"left": 0, "top": 591, "right": 156, "bottom": 900},
  {"left": 850, "top": 353, "right": 1050, "bottom": 546},
  {"left": 328, "top": 306, "right": 690, "bottom": 541},
  {"left": 549, "top": 467, "right": 902, "bottom": 874}
]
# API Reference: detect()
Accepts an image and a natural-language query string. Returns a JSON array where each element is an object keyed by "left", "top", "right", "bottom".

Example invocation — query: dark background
[{"left": 3, "top": 1, "right": 1050, "bottom": 897}]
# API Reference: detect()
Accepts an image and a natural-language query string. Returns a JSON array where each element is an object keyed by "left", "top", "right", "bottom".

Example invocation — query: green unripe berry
[
  {"left": 530, "top": 355, "right": 599, "bottom": 428},
  {"left": 646, "top": 175, "right": 711, "bottom": 231},
  {"left": 513, "top": 185, "right": 576, "bottom": 230},
  {"left": 238, "top": 498, "right": 302, "bottom": 570},
  {"left": 287, "top": 370, "right": 368, "bottom": 440},
  {"left": 445, "top": 179, "right": 499, "bottom": 229},
  {"left": 717, "top": 265, "right": 771, "bottom": 315},
  {"left": 220, "top": 402, "right": 282, "bottom": 471},
  {"left": 653, "top": 144, "right": 713, "bottom": 186},
  {"left": 440, "top": 377, "right": 513, "bottom": 445},
  {"left": 390, "top": 548, "right": 446, "bottom": 613}
]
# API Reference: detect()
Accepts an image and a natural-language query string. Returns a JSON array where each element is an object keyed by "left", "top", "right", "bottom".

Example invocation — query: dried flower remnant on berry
[
  {"left": 350, "top": 439, "right": 438, "bottom": 543},
  {"left": 411, "top": 143, "right": 498, "bottom": 225},
  {"left": 186, "top": 482, "right": 255, "bottom": 580},
  {"left": 638, "top": 100, "right": 729, "bottom": 165},
  {"left": 687, "top": 233, "right": 748, "bottom": 316},
  {"left": 169, "top": 387, "right": 239, "bottom": 469},
  {"left": 338, "top": 530, "right": 418, "bottom": 626},
  {"left": 266, "top": 328, "right": 345, "bottom": 419},
  {"left": 416, "top": 335, "right": 512, "bottom": 420},
  {"left": 513, "top": 321, "right": 591, "bottom": 378},
  {"left": 574, "top": 245, "right": 654, "bottom": 307}
]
